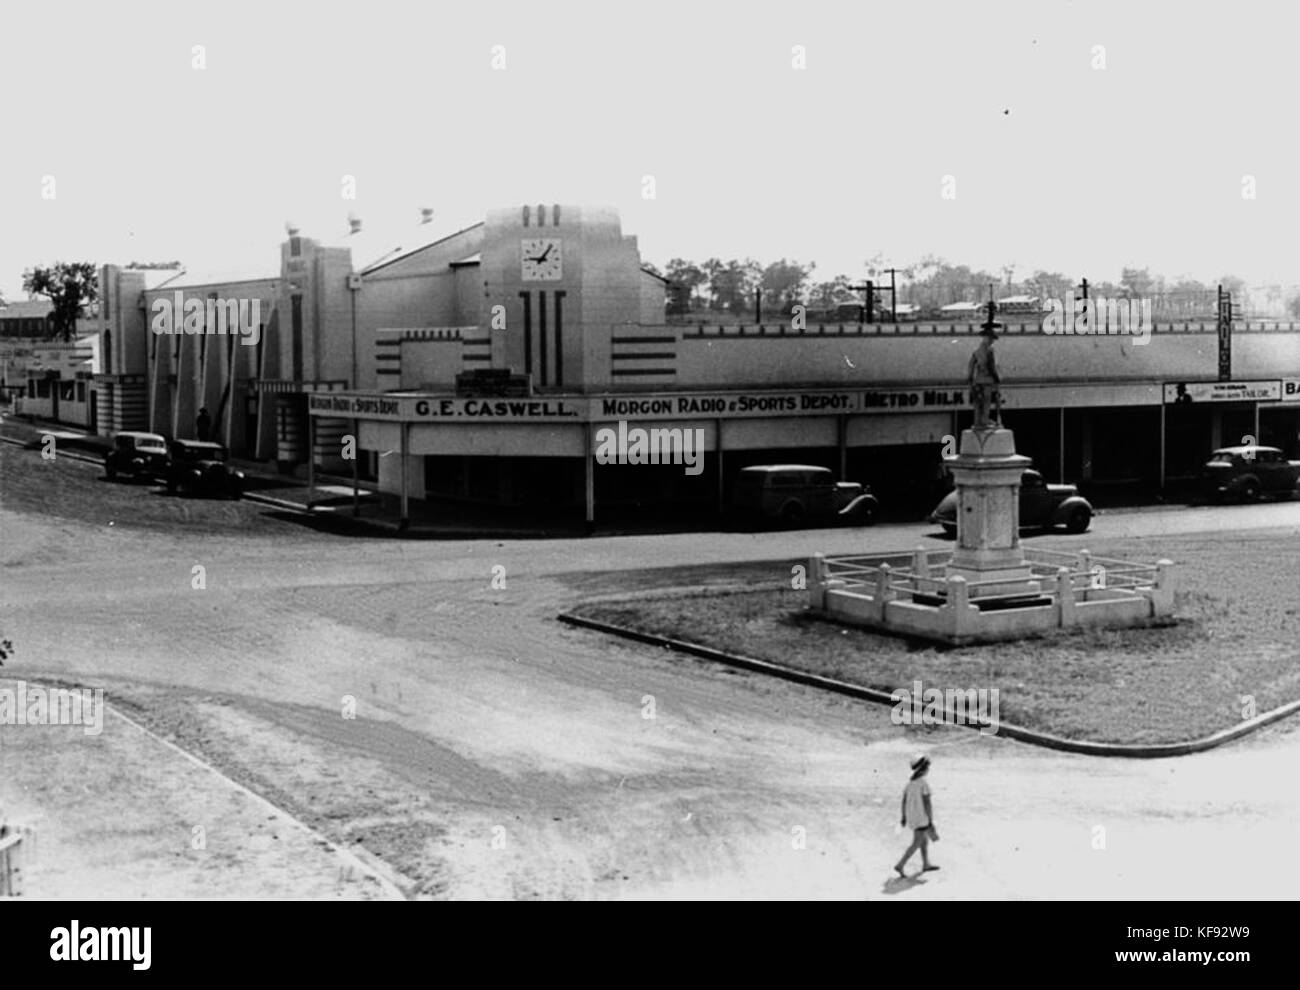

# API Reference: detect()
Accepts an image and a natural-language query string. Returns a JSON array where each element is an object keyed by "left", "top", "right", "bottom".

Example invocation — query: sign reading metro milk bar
[
  {"left": 313, "top": 380, "right": 1292, "bottom": 424},
  {"left": 313, "top": 388, "right": 971, "bottom": 422}
]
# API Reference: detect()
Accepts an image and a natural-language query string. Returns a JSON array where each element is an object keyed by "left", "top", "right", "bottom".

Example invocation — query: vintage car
[
  {"left": 104, "top": 431, "right": 170, "bottom": 482},
  {"left": 1202, "top": 445, "right": 1300, "bottom": 502},
  {"left": 731, "top": 464, "right": 879, "bottom": 527},
  {"left": 929, "top": 468, "right": 1092, "bottom": 535},
  {"left": 164, "top": 440, "right": 245, "bottom": 498}
]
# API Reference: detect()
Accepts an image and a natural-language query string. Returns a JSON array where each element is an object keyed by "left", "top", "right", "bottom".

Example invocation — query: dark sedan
[
  {"left": 164, "top": 440, "right": 245, "bottom": 498},
  {"left": 929, "top": 468, "right": 1092, "bottom": 535},
  {"left": 731, "top": 464, "right": 879, "bottom": 528},
  {"left": 104, "top": 431, "right": 170, "bottom": 482},
  {"left": 1202, "top": 445, "right": 1300, "bottom": 502}
]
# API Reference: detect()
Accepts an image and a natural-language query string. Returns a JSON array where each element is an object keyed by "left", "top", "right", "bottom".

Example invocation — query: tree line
[{"left": 652, "top": 254, "right": 1300, "bottom": 320}]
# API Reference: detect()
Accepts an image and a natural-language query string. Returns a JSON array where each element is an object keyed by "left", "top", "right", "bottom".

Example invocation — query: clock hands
[{"left": 526, "top": 244, "right": 554, "bottom": 264}]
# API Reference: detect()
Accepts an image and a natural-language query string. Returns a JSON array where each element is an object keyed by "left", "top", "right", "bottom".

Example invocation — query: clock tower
[{"left": 482, "top": 204, "right": 643, "bottom": 392}]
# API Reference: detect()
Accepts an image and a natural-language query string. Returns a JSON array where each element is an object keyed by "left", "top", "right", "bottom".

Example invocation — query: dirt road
[{"left": 2, "top": 445, "right": 1299, "bottom": 898}]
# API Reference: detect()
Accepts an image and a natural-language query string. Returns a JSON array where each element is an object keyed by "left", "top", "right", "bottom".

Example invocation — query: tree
[
  {"left": 811, "top": 275, "right": 856, "bottom": 310},
  {"left": 1026, "top": 270, "right": 1072, "bottom": 302},
  {"left": 1217, "top": 274, "right": 1248, "bottom": 304},
  {"left": 760, "top": 259, "right": 815, "bottom": 314},
  {"left": 863, "top": 252, "right": 889, "bottom": 281},
  {"left": 22, "top": 262, "right": 98, "bottom": 341},
  {"left": 704, "top": 258, "right": 761, "bottom": 314},
  {"left": 701, "top": 258, "right": 725, "bottom": 311},
  {"left": 664, "top": 258, "right": 708, "bottom": 310},
  {"left": 900, "top": 260, "right": 1000, "bottom": 310},
  {"left": 1119, "top": 266, "right": 1155, "bottom": 298}
]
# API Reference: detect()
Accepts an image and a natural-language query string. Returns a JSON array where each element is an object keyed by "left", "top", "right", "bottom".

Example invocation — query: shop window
[
  {"left": 77, "top": 381, "right": 86, "bottom": 402},
  {"left": 36, "top": 379, "right": 50, "bottom": 398}
]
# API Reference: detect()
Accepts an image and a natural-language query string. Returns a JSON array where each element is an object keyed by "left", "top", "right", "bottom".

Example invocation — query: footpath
[{"left": 0, "top": 412, "right": 579, "bottom": 539}]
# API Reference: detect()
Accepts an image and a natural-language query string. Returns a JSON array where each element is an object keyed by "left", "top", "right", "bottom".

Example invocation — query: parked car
[
  {"left": 928, "top": 468, "right": 1092, "bottom": 535},
  {"left": 732, "top": 464, "right": 879, "bottom": 527},
  {"left": 104, "top": 431, "right": 170, "bottom": 482},
  {"left": 164, "top": 440, "right": 245, "bottom": 498},
  {"left": 1202, "top": 445, "right": 1300, "bottom": 502}
]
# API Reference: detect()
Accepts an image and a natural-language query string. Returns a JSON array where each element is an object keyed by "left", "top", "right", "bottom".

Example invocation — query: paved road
[{"left": 3, "top": 445, "right": 1299, "bottom": 898}]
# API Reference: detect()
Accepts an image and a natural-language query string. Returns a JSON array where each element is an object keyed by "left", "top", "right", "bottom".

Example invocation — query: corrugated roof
[
  {"left": 358, "top": 222, "right": 485, "bottom": 276},
  {"left": 0, "top": 300, "right": 54, "bottom": 318}
]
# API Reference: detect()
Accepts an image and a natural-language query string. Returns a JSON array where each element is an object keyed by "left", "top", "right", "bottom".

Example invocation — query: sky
[{"left": 2, "top": 0, "right": 1298, "bottom": 301}]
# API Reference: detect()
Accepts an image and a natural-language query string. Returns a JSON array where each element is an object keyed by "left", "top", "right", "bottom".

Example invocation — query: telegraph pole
[{"left": 853, "top": 272, "right": 899, "bottom": 323}]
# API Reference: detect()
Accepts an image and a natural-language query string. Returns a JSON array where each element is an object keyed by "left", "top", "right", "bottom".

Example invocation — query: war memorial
[{"left": 808, "top": 305, "right": 1176, "bottom": 645}]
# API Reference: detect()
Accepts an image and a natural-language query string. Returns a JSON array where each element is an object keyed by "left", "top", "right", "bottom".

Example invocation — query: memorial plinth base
[
  {"left": 945, "top": 426, "right": 1041, "bottom": 601},
  {"left": 807, "top": 422, "right": 1177, "bottom": 641}
]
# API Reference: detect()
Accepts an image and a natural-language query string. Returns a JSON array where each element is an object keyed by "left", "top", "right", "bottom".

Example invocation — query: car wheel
[
  {"left": 781, "top": 502, "right": 806, "bottom": 527},
  {"left": 1065, "top": 506, "right": 1091, "bottom": 533},
  {"left": 856, "top": 503, "right": 877, "bottom": 526},
  {"left": 941, "top": 523, "right": 957, "bottom": 539},
  {"left": 1240, "top": 479, "right": 1260, "bottom": 502},
  {"left": 166, "top": 477, "right": 177, "bottom": 493},
  {"left": 105, "top": 463, "right": 116, "bottom": 481}
]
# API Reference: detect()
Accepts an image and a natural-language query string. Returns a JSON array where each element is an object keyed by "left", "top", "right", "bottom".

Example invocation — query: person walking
[
  {"left": 895, "top": 754, "right": 940, "bottom": 878},
  {"left": 196, "top": 407, "right": 212, "bottom": 442}
]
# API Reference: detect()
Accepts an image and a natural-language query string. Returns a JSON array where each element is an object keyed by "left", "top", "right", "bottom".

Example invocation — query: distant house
[
  {"left": 0, "top": 301, "right": 102, "bottom": 421},
  {"left": 996, "top": 294, "right": 1044, "bottom": 315},
  {"left": 938, "top": 301, "right": 983, "bottom": 319},
  {"left": 0, "top": 300, "right": 54, "bottom": 338}
]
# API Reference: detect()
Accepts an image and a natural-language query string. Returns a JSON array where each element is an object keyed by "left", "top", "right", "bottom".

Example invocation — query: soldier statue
[{"left": 968, "top": 302, "right": 1003, "bottom": 429}]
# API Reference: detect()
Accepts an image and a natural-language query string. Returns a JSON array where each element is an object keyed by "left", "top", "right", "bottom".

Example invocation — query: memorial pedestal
[{"left": 944, "top": 427, "right": 1043, "bottom": 601}]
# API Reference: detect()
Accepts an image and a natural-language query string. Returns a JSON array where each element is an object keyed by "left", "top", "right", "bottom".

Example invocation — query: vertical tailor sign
[{"left": 1217, "top": 289, "right": 1233, "bottom": 381}]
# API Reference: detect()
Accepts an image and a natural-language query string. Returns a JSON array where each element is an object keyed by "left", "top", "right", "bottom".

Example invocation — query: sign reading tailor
[
  {"left": 150, "top": 292, "right": 261, "bottom": 346},
  {"left": 1162, "top": 380, "right": 1281, "bottom": 404},
  {"left": 593, "top": 420, "right": 704, "bottom": 475}
]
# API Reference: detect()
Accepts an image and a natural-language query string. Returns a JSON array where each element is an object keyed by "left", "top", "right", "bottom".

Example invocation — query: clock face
[{"left": 521, "top": 238, "right": 562, "bottom": 281}]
